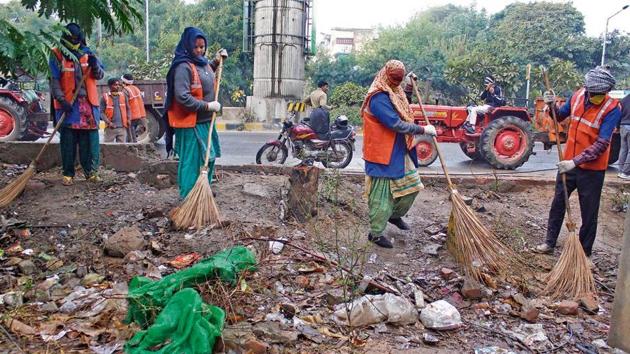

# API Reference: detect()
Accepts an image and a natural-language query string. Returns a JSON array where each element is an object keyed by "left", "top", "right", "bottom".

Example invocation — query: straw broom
[
  {"left": 171, "top": 57, "right": 224, "bottom": 230},
  {"left": 540, "top": 69, "right": 596, "bottom": 300},
  {"left": 410, "top": 79, "right": 519, "bottom": 281},
  {"left": 0, "top": 75, "right": 88, "bottom": 208}
]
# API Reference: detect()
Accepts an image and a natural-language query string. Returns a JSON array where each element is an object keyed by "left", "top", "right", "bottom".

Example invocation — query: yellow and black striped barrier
[{"left": 287, "top": 101, "right": 306, "bottom": 112}]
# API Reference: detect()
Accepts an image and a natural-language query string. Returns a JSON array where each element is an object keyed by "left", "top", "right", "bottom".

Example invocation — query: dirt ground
[{"left": 0, "top": 164, "right": 626, "bottom": 353}]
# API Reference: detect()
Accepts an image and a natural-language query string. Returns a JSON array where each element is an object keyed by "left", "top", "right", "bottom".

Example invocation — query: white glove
[
  {"left": 423, "top": 124, "right": 437, "bottom": 136},
  {"left": 543, "top": 91, "right": 555, "bottom": 105},
  {"left": 206, "top": 101, "right": 221, "bottom": 112},
  {"left": 406, "top": 71, "right": 418, "bottom": 81},
  {"left": 216, "top": 48, "right": 228, "bottom": 60},
  {"left": 557, "top": 159, "right": 576, "bottom": 174}
]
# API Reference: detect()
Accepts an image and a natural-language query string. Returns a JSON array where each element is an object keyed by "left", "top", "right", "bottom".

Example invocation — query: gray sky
[{"left": 314, "top": 0, "right": 630, "bottom": 37}]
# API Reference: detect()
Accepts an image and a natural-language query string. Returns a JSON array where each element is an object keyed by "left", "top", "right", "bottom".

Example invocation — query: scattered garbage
[
  {"left": 419, "top": 300, "right": 462, "bottom": 330},
  {"left": 333, "top": 293, "right": 417, "bottom": 327},
  {"left": 168, "top": 252, "right": 202, "bottom": 269},
  {"left": 506, "top": 323, "right": 551, "bottom": 351}
]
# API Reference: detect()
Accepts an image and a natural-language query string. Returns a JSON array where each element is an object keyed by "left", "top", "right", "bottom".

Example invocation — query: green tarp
[{"left": 124, "top": 246, "right": 257, "bottom": 354}]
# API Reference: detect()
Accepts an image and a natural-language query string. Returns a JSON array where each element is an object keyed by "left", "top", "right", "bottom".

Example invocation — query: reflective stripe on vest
[
  {"left": 167, "top": 63, "right": 205, "bottom": 128},
  {"left": 103, "top": 93, "right": 128, "bottom": 128},
  {"left": 51, "top": 48, "right": 99, "bottom": 108},
  {"left": 123, "top": 85, "right": 146, "bottom": 120}
]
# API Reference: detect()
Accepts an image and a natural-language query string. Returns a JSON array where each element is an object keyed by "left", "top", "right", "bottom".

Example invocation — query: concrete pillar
[{"left": 608, "top": 208, "right": 630, "bottom": 352}]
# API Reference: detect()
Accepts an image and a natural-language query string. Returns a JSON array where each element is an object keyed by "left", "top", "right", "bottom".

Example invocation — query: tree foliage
[{"left": 329, "top": 82, "right": 368, "bottom": 107}]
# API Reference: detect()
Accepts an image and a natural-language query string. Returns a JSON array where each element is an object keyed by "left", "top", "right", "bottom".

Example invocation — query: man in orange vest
[
  {"left": 121, "top": 73, "right": 146, "bottom": 142},
  {"left": 361, "top": 60, "right": 436, "bottom": 248},
  {"left": 535, "top": 66, "right": 621, "bottom": 257},
  {"left": 49, "top": 23, "right": 104, "bottom": 186},
  {"left": 100, "top": 78, "right": 131, "bottom": 143}
]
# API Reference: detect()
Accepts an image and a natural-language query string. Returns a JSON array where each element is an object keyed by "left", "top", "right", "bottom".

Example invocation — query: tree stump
[{"left": 287, "top": 166, "right": 320, "bottom": 222}]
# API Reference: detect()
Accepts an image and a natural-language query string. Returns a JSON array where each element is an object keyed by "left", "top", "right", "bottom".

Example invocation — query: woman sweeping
[
  {"left": 361, "top": 60, "right": 436, "bottom": 248},
  {"left": 165, "top": 27, "right": 228, "bottom": 198}
]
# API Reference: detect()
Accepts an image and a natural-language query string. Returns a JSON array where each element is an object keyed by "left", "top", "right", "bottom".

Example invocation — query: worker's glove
[
  {"left": 557, "top": 159, "right": 576, "bottom": 174},
  {"left": 87, "top": 55, "right": 99, "bottom": 68},
  {"left": 206, "top": 101, "right": 221, "bottom": 112},
  {"left": 422, "top": 124, "right": 437, "bottom": 136},
  {"left": 215, "top": 48, "right": 228, "bottom": 60},
  {"left": 543, "top": 91, "right": 555, "bottom": 105},
  {"left": 60, "top": 100, "right": 73, "bottom": 113},
  {"left": 406, "top": 71, "right": 418, "bottom": 81}
]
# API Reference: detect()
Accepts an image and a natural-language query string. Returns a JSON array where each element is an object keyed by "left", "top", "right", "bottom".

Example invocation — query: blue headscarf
[
  {"left": 164, "top": 27, "right": 209, "bottom": 156},
  {"left": 165, "top": 27, "right": 209, "bottom": 110}
]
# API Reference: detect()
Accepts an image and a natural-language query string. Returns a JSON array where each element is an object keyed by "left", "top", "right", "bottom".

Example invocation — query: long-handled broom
[
  {"left": 171, "top": 57, "right": 224, "bottom": 230},
  {"left": 410, "top": 79, "right": 519, "bottom": 281},
  {"left": 541, "top": 69, "right": 596, "bottom": 300},
  {"left": 0, "top": 75, "right": 88, "bottom": 208}
]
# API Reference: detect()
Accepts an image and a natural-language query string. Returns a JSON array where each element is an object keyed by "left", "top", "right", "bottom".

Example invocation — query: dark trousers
[
  {"left": 545, "top": 168, "right": 605, "bottom": 256},
  {"left": 59, "top": 126, "right": 94, "bottom": 178}
]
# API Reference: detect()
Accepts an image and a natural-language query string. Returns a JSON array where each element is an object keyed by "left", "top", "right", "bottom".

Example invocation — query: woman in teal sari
[{"left": 165, "top": 27, "right": 228, "bottom": 198}]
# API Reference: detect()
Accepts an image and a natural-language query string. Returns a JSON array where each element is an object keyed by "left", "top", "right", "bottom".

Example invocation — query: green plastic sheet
[{"left": 124, "top": 246, "right": 257, "bottom": 354}]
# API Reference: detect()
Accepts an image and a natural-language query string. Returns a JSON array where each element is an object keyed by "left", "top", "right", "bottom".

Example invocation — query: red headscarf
[{"left": 361, "top": 60, "right": 414, "bottom": 123}]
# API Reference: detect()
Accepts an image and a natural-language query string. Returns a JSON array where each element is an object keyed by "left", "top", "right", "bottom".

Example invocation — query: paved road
[{"left": 215, "top": 131, "right": 564, "bottom": 177}]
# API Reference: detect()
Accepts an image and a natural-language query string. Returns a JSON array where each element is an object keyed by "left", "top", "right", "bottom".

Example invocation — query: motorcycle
[{"left": 255, "top": 115, "right": 356, "bottom": 168}]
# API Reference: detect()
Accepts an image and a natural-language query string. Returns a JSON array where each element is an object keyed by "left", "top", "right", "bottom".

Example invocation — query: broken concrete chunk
[
  {"left": 461, "top": 277, "right": 482, "bottom": 299},
  {"left": 243, "top": 183, "right": 270, "bottom": 198},
  {"left": 419, "top": 300, "right": 462, "bottom": 330},
  {"left": 475, "top": 347, "right": 517, "bottom": 354},
  {"left": 103, "top": 226, "right": 144, "bottom": 258},
  {"left": 18, "top": 259, "right": 37, "bottom": 275},
  {"left": 440, "top": 267, "right": 456, "bottom": 280},
  {"left": 579, "top": 294, "right": 599, "bottom": 314},
  {"left": 555, "top": 300, "right": 579, "bottom": 316}
]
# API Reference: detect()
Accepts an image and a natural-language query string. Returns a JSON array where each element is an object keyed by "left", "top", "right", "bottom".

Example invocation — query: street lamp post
[
  {"left": 601, "top": 4, "right": 629, "bottom": 66},
  {"left": 145, "top": 0, "right": 150, "bottom": 63}
]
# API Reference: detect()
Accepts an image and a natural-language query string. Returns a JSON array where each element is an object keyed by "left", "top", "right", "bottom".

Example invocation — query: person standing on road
[
  {"left": 49, "top": 23, "right": 104, "bottom": 186},
  {"left": 101, "top": 78, "right": 131, "bottom": 143},
  {"left": 361, "top": 60, "right": 437, "bottom": 248},
  {"left": 121, "top": 73, "right": 146, "bottom": 143},
  {"left": 304, "top": 80, "right": 332, "bottom": 110},
  {"left": 165, "top": 27, "right": 227, "bottom": 198},
  {"left": 462, "top": 75, "right": 506, "bottom": 134},
  {"left": 535, "top": 66, "right": 621, "bottom": 257},
  {"left": 617, "top": 93, "right": 630, "bottom": 179}
]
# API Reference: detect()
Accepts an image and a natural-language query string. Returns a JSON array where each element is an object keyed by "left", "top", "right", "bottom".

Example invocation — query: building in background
[{"left": 318, "top": 27, "right": 376, "bottom": 57}]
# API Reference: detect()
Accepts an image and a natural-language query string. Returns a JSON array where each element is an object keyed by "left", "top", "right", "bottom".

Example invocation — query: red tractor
[
  {"left": 410, "top": 103, "right": 534, "bottom": 170},
  {"left": 0, "top": 78, "right": 49, "bottom": 142}
]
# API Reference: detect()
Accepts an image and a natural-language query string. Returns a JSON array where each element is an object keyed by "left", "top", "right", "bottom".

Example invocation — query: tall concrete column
[{"left": 608, "top": 208, "right": 630, "bottom": 352}]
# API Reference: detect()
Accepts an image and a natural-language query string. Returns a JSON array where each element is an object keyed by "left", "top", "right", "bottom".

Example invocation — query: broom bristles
[
  {"left": 446, "top": 190, "right": 521, "bottom": 281},
  {"left": 171, "top": 169, "right": 221, "bottom": 230},
  {"left": 0, "top": 164, "right": 35, "bottom": 208},
  {"left": 542, "top": 231, "right": 596, "bottom": 300}
]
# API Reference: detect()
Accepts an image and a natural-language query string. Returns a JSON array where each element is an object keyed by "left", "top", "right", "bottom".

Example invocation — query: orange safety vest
[
  {"left": 362, "top": 94, "right": 398, "bottom": 165},
  {"left": 565, "top": 88, "right": 620, "bottom": 171},
  {"left": 123, "top": 85, "right": 146, "bottom": 120},
  {"left": 168, "top": 63, "right": 203, "bottom": 128},
  {"left": 102, "top": 93, "right": 129, "bottom": 128},
  {"left": 51, "top": 48, "right": 99, "bottom": 109}
]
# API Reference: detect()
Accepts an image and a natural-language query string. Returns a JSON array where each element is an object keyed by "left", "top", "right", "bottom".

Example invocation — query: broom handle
[
  {"left": 411, "top": 79, "right": 455, "bottom": 190},
  {"left": 33, "top": 73, "right": 89, "bottom": 165},
  {"left": 542, "top": 69, "right": 576, "bottom": 231},
  {"left": 203, "top": 56, "right": 224, "bottom": 168}
]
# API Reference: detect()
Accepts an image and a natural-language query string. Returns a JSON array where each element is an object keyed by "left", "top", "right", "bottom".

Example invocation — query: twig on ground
[{"left": 0, "top": 322, "right": 25, "bottom": 354}]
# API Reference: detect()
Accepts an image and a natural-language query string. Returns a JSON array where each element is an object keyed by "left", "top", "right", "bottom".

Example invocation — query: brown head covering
[{"left": 360, "top": 60, "right": 414, "bottom": 123}]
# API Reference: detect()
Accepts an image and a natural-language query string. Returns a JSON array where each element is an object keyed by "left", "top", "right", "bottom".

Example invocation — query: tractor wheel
[
  {"left": 415, "top": 135, "right": 438, "bottom": 167},
  {"left": 459, "top": 142, "right": 483, "bottom": 161},
  {"left": 146, "top": 109, "right": 162, "bottom": 143},
  {"left": 0, "top": 96, "right": 27, "bottom": 142},
  {"left": 479, "top": 116, "right": 534, "bottom": 170},
  {"left": 608, "top": 132, "right": 620, "bottom": 165}
]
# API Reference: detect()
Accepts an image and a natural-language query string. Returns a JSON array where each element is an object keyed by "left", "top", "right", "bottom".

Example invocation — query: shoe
[
  {"left": 462, "top": 122, "right": 475, "bottom": 134},
  {"left": 87, "top": 174, "right": 102, "bottom": 183},
  {"left": 388, "top": 217, "right": 410, "bottom": 230},
  {"left": 533, "top": 243, "right": 553, "bottom": 254},
  {"left": 368, "top": 233, "right": 393, "bottom": 248},
  {"left": 619, "top": 173, "right": 630, "bottom": 180},
  {"left": 62, "top": 176, "right": 73, "bottom": 186}
]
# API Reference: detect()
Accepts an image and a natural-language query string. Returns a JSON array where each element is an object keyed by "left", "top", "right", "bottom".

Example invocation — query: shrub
[
  {"left": 329, "top": 82, "right": 368, "bottom": 107},
  {"left": 330, "top": 105, "right": 362, "bottom": 127}
]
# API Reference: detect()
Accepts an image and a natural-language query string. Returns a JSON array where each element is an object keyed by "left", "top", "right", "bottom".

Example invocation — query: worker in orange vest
[
  {"left": 121, "top": 73, "right": 146, "bottom": 142},
  {"left": 48, "top": 23, "right": 104, "bottom": 186},
  {"left": 535, "top": 66, "right": 621, "bottom": 257},
  {"left": 100, "top": 78, "right": 131, "bottom": 143},
  {"left": 361, "top": 60, "right": 436, "bottom": 248}
]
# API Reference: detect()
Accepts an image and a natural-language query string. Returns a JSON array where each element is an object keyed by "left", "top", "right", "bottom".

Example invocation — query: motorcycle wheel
[
  {"left": 255, "top": 143, "right": 288, "bottom": 165},
  {"left": 321, "top": 141, "right": 353, "bottom": 169}
]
